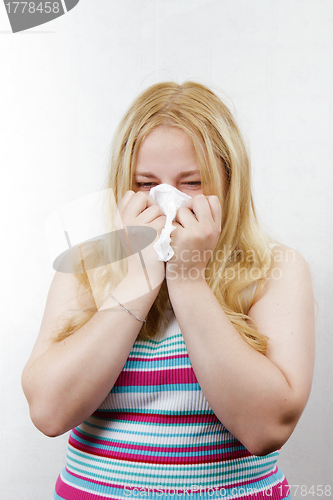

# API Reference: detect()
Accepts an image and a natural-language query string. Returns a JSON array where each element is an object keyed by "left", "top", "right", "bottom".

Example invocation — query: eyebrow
[{"left": 135, "top": 170, "right": 201, "bottom": 179}]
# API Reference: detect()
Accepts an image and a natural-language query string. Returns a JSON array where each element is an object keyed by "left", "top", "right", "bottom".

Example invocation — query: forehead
[{"left": 135, "top": 126, "right": 198, "bottom": 170}]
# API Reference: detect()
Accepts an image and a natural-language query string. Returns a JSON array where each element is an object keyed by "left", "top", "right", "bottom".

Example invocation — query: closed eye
[
  {"left": 135, "top": 181, "right": 202, "bottom": 189},
  {"left": 135, "top": 182, "right": 157, "bottom": 188}
]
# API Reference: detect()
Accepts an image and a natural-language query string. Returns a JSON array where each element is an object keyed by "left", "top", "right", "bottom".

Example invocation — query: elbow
[
  {"left": 245, "top": 432, "right": 290, "bottom": 457},
  {"left": 22, "top": 369, "right": 69, "bottom": 437},
  {"left": 29, "top": 405, "right": 68, "bottom": 438},
  {"left": 243, "top": 417, "right": 300, "bottom": 457},
  {"left": 244, "top": 397, "right": 306, "bottom": 457},
  {"left": 36, "top": 425, "right": 62, "bottom": 439},
  {"left": 246, "top": 439, "right": 284, "bottom": 457}
]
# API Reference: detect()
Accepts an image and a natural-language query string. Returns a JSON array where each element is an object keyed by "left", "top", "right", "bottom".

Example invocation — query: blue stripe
[
  {"left": 128, "top": 347, "right": 188, "bottom": 357},
  {"left": 110, "top": 383, "right": 201, "bottom": 393},
  {"left": 124, "top": 357, "right": 192, "bottom": 369}
]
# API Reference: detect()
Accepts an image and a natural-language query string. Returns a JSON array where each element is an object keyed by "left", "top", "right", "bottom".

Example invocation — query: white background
[{"left": 0, "top": 1, "right": 332, "bottom": 498}]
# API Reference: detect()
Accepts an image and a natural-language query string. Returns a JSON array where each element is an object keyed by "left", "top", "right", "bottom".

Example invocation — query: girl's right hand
[{"left": 115, "top": 190, "right": 167, "bottom": 288}]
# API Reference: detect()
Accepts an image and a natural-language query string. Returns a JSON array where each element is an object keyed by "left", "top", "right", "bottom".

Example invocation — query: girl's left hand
[{"left": 166, "top": 194, "right": 222, "bottom": 282}]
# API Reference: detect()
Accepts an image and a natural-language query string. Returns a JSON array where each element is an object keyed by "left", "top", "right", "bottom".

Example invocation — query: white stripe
[
  {"left": 122, "top": 363, "right": 191, "bottom": 372},
  {"left": 129, "top": 343, "right": 187, "bottom": 356},
  {"left": 81, "top": 416, "right": 225, "bottom": 436},
  {"left": 78, "top": 421, "right": 231, "bottom": 444},
  {"left": 65, "top": 445, "right": 277, "bottom": 487},
  {"left": 98, "top": 388, "right": 212, "bottom": 411}
]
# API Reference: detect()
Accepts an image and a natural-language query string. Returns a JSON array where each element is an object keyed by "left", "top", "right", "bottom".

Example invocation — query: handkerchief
[{"left": 149, "top": 184, "right": 191, "bottom": 261}]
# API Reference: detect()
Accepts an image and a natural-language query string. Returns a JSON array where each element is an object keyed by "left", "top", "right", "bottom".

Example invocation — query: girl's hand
[
  {"left": 115, "top": 190, "right": 167, "bottom": 288},
  {"left": 166, "top": 194, "right": 222, "bottom": 283}
]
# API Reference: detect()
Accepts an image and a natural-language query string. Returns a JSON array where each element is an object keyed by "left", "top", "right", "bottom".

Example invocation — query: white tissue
[{"left": 149, "top": 184, "right": 191, "bottom": 262}]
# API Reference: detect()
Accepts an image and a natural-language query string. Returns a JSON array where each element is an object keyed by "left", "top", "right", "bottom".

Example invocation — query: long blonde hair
[{"left": 52, "top": 81, "right": 276, "bottom": 353}]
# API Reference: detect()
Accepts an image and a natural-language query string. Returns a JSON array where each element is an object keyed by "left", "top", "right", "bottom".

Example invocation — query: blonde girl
[{"left": 22, "top": 81, "right": 315, "bottom": 500}]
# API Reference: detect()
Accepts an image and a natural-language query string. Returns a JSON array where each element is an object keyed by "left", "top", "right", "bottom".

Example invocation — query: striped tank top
[{"left": 54, "top": 307, "right": 290, "bottom": 500}]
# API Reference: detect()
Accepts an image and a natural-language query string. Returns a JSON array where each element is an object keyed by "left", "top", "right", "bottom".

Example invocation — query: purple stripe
[
  {"left": 127, "top": 353, "right": 189, "bottom": 362},
  {"left": 91, "top": 410, "right": 220, "bottom": 424},
  {"left": 114, "top": 367, "right": 198, "bottom": 386}
]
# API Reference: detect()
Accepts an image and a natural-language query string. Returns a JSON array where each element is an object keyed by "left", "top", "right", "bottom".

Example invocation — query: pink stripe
[
  {"left": 69, "top": 435, "right": 251, "bottom": 464},
  {"left": 72, "top": 427, "right": 244, "bottom": 454},
  {"left": 55, "top": 472, "right": 122, "bottom": 499},
  {"left": 56, "top": 469, "right": 289, "bottom": 500},
  {"left": 114, "top": 366, "right": 198, "bottom": 386},
  {"left": 127, "top": 354, "right": 189, "bottom": 362},
  {"left": 91, "top": 410, "right": 220, "bottom": 424}
]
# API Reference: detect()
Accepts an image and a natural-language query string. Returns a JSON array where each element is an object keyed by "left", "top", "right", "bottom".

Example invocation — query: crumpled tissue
[{"left": 149, "top": 184, "right": 191, "bottom": 262}]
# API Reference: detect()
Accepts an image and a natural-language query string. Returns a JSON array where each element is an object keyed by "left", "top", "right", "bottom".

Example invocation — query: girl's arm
[
  {"left": 166, "top": 195, "right": 315, "bottom": 456},
  {"left": 22, "top": 191, "right": 166, "bottom": 437},
  {"left": 22, "top": 266, "right": 162, "bottom": 438}
]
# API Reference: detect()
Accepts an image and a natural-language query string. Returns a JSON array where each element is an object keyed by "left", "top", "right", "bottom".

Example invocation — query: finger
[
  {"left": 206, "top": 195, "right": 222, "bottom": 227},
  {"left": 116, "top": 190, "right": 136, "bottom": 218},
  {"left": 125, "top": 191, "right": 159, "bottom": 219},
  {"left": 169, "top": 220, "right": 184, "bottom": 240},
  {"left": 184, "top": 194, "right": 214, "bottom": 223},
  {"left": 174, "top": 206, "right": 198, "bottom": 228},
  {"left": 137, "top": 204, "right": 165, "bottom": 224},
  {"left": 114, "top": 191, "right": 136, "bottom": 229},
  {"left": 170, "top": 220, "right": 184, "bottom": 231},
  {"left": 153, "top": 215, "right": 167, "bottom": 235}
]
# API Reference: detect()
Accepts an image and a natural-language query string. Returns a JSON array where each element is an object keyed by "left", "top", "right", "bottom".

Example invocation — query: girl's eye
[
  {"left": 136, "top": 182, "right": 157, "bottom": 188},
  {"left": 135, "top": 181, "right": 201, "bottom": 189},
  {"left": 184, "top": 181, "right": 201, "bottom": 187}
]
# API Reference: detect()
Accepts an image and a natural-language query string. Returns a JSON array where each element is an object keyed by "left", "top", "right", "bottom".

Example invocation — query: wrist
[
  {"left": 166, "top": 264, "right": 208, "bottom": 288},
  {"left": 99, "top": 271, "right": 163, "bottom": 313},
  {"left": 127, "top": 253, "right": 165, "bottom": 290}
]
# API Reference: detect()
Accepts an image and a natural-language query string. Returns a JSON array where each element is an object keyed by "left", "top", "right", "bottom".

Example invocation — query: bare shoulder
[
  {"left": 249, "top": 242, "right": 314, "bottom": 317},
  {"left": 270, "top": 243, "right": 310, "bottom": 268},
  {"left": 256, "top": 243, "right": 313, "bottom": 300}
]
